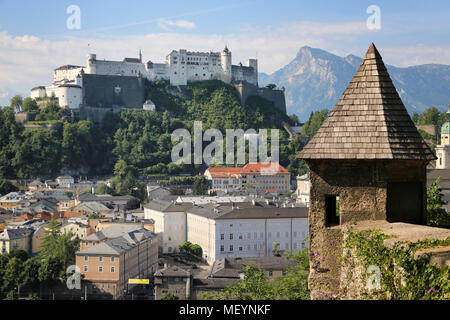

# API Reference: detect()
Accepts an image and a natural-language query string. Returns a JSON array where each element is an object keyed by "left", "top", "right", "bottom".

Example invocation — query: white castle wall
[
  {"left": 44, "top": 85, "right": 82, "bottom": 109},
  {"left": 54, "top": 67, "right": 84, "bottom": 84}
]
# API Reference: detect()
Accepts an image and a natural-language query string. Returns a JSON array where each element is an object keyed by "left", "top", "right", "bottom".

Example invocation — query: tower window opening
[{"left": 325, "top": 195, "right": 340, "bottom": 226}]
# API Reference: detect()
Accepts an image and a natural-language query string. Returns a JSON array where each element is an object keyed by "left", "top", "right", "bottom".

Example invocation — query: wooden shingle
[{"left": 297, "top": 43, "right": 436, "bottom": 161}]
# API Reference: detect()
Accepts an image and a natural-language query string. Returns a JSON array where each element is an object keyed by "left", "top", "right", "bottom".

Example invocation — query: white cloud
[{"left": 157, "top": 19, "right": 196, "bottom": 31}]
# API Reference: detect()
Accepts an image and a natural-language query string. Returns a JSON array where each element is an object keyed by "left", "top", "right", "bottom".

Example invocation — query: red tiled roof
[
  {"left": 13, "top": 213, "right": 34, "bottom": 222},
  {"left": 241, "top": 162, "right": 290, "bottom": 175},
  {"left": 206, "top": 162, "right": 290, "bottom": 178}
]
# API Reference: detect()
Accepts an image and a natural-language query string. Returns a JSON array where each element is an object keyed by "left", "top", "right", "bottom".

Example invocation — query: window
[
  {"left": 84, "top": 256, "right": 88, "bottom": 261},
  {"left": 220, "top": 245, "right": 224, "bottom": 252},
  {"left": 99, "top": 266, "right": 103, "bottom": 273},
  {"left": 239, "top": 234, "right": 243, "bottom": 240},
  {"left": 325, "top": 195, "right": 340, "bottom": 226},
  {"left": 220, "top": 234, "right": 224, "bottom": 240},
  {"left": 111, "top": 267, "right": 115, "bottom": 273},
  {"left": 84, "top": 266, "right": 88, "bottom": 272},
  {"left": 230, "top": 234, "right": 233, "bottom": 240},
  {"left": 239, "top": 246, "right": 243, "bottom": 251},
  {"left": 268, "top": 271, "right": 273, "bottom": 276},
  {"left": 230, "top": 245, "right": 233, "bottom": 252},
  {"left": 111, "top": 256, "right": 115, "bottom": 262},
  {"left": 99, "top": 256, "right": 103, "bottom": 262}
]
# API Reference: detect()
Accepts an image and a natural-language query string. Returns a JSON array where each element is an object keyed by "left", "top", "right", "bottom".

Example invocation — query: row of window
[
  {"left": 220, "top": 231, "right": 306, "bottom": 240},
  {"left": 220, "top": 242, "right": 306, "bottom": 253},
  {"left": 84, "top": 255, "right": 115, "bottom": 262},
  {"left": 83, "top": 265, "right": 115, "bottom": 273}
]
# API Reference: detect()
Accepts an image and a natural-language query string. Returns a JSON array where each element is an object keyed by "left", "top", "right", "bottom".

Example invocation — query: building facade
[
  {"left": 186, "top": 202, "right": 309, "bottom": 265},
  {"left": 205, "top": 163, "right": 291, "bottom": 194},
  {"left": 296, "top": 174, "right": 310, "bottom": 206},
  {"left": 75, "top": 227, "right": 158, "bottom": 299},
  {"left": 435, "top": 107, "right": 450, "bottom": 169},
  {"left": 143, "top": 200, "right": 193, "bottom": 254}
]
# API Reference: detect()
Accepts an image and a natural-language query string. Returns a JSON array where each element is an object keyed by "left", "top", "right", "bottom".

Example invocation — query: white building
[
  {"left": 143, "top": 200, "right": 193, "bottom": 253},
  {"left": 186, "top": 202, "right": 309, "bottom": 265},
  {"left": 143, "top": 99, "right": 156, "bottom": 111},
  {"left": 296, "top": 174, "right": 310, "bottom": 206},
  {"left": 56, "top": 176, "right": 74, "bottom": 188},
  {"left": 435, "top": 108, "right": 450, "bottom": 169}
]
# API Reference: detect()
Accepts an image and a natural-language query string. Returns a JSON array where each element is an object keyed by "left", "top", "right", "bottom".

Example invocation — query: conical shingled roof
[{"left": 298, "top": 43, "right": 436, "bottom": 161}]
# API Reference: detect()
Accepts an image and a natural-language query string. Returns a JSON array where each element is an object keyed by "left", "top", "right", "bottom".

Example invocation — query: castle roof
[
  {"left": 54, "top": 65, "right": 83, "bottom": 71},
  {"left": 297, "top": 43, "right": 436, "bottom": 161}
]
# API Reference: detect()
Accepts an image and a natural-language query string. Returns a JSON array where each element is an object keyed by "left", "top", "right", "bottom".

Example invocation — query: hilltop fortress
[{"left": 31, "top": 47, "right": 286, "bottom": 120}]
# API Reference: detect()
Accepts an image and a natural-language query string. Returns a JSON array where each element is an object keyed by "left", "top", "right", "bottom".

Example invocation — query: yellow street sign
[{"left": 128, "top": 279, "right": 149, "bottom": 285}]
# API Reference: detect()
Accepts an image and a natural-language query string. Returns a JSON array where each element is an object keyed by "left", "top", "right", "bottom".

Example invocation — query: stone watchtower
[
  {"left": 435, "top": 106, "right": 450, "bottom": 169},
  {"left": 297, "top": 43, "right": 436, "bottom": 298}
]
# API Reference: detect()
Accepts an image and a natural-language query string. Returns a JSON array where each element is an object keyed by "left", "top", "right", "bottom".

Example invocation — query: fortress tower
[
  {"left": 86, "top": 53, "right": 97, "bottom": 74},
  {"left": 220, "top": 45, "right": 232, "bottom": 82}
]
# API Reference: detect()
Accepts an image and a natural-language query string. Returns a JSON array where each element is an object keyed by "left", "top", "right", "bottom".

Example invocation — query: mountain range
[{"left": 259, "top": 46, "right": 450, "bottom": 121}]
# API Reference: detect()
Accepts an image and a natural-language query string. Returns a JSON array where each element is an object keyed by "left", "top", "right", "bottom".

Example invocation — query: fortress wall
[
  {"left": 232, "top": 65, "right": 257, "bottom": 86},
  {"left": 92, "top": 60, "right": 147, "bottom": 77},
  {"left": 82, "top": 74, "right": 145, "bottom": 109},
  {"left": 233, "top": 82, "right": 286, "bottom": 113}
]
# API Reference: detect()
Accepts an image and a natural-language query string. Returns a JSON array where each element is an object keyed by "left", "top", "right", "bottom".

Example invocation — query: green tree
[
  {"left": 95, "top": 183, "right": 113, "bottom": 195},
  {"left": 21, "top": 257, "right": 41, "bottom": 293},
  {"left": 10, "top": 95, "right": 23, "bottom": 111},
  {"left": 192, "top": 176, "right": 206, "bottom": 195},
  {"left": 427, "top": 177, "right": 450, "bottom": 228},
  {"left": 2, "top": 257, "right": 24, "bottom": 294},
  {"left": 160, "top": 293, "right": 179, "bottom": 300},
  {"left": 218, "top": 264, "right": 275, "bottom": 300},
  {"left": 0, "top": 179, "right": 19, "bottom": 195},
  {"left": 22, "top": 98, "right": 39, "bottom": 113}
]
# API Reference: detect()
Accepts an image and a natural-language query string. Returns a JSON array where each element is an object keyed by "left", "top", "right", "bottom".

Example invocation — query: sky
[{"left": 0, "top": 0, "right": 449, "bottom": 106}]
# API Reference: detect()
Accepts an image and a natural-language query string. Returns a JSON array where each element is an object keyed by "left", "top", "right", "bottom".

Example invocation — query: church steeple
[{"left": 139, "top": 49, "right": 142, "bottom": 63}]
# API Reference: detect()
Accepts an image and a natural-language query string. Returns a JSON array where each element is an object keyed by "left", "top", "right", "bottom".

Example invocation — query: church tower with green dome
[{"left": 436, "top": 106, "right": 450, "bottom": 168}]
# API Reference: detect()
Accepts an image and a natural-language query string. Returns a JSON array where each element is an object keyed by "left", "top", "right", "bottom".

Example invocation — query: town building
[
  {"left": 295, "top": 174, "right": 310, "bottom": 206},
  {"left": 147, "top": 185, "right": 171, "bottom": 201},
  {"left": 154, "top": 265, "right": 192, "bottom": 300},
  {"left": 186, "top": 201, "right": 308, "bottom": 264},
  {"left": 0, "top": 228, "right": 33, "bottom": 254},
  {"left": 144, "top": 200, "right": 193, "bottom": 254},
  {"left": 435, "top": 107, "right": 450, "bottom": 169},
  {"left": 75, "top": 226, "right": 158, "bottom": 299},
  {"left": 297, "top": 43, "right": 440, "bottom": 299},
  {"left": 60, "top": 222, "right": 91, "bottom": 240},
  {"left": 204, "top": 162, "right": 291, "bottom": 194},
  {"left": 56, "top": 176, "right": 75, "bottom": 188}
]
